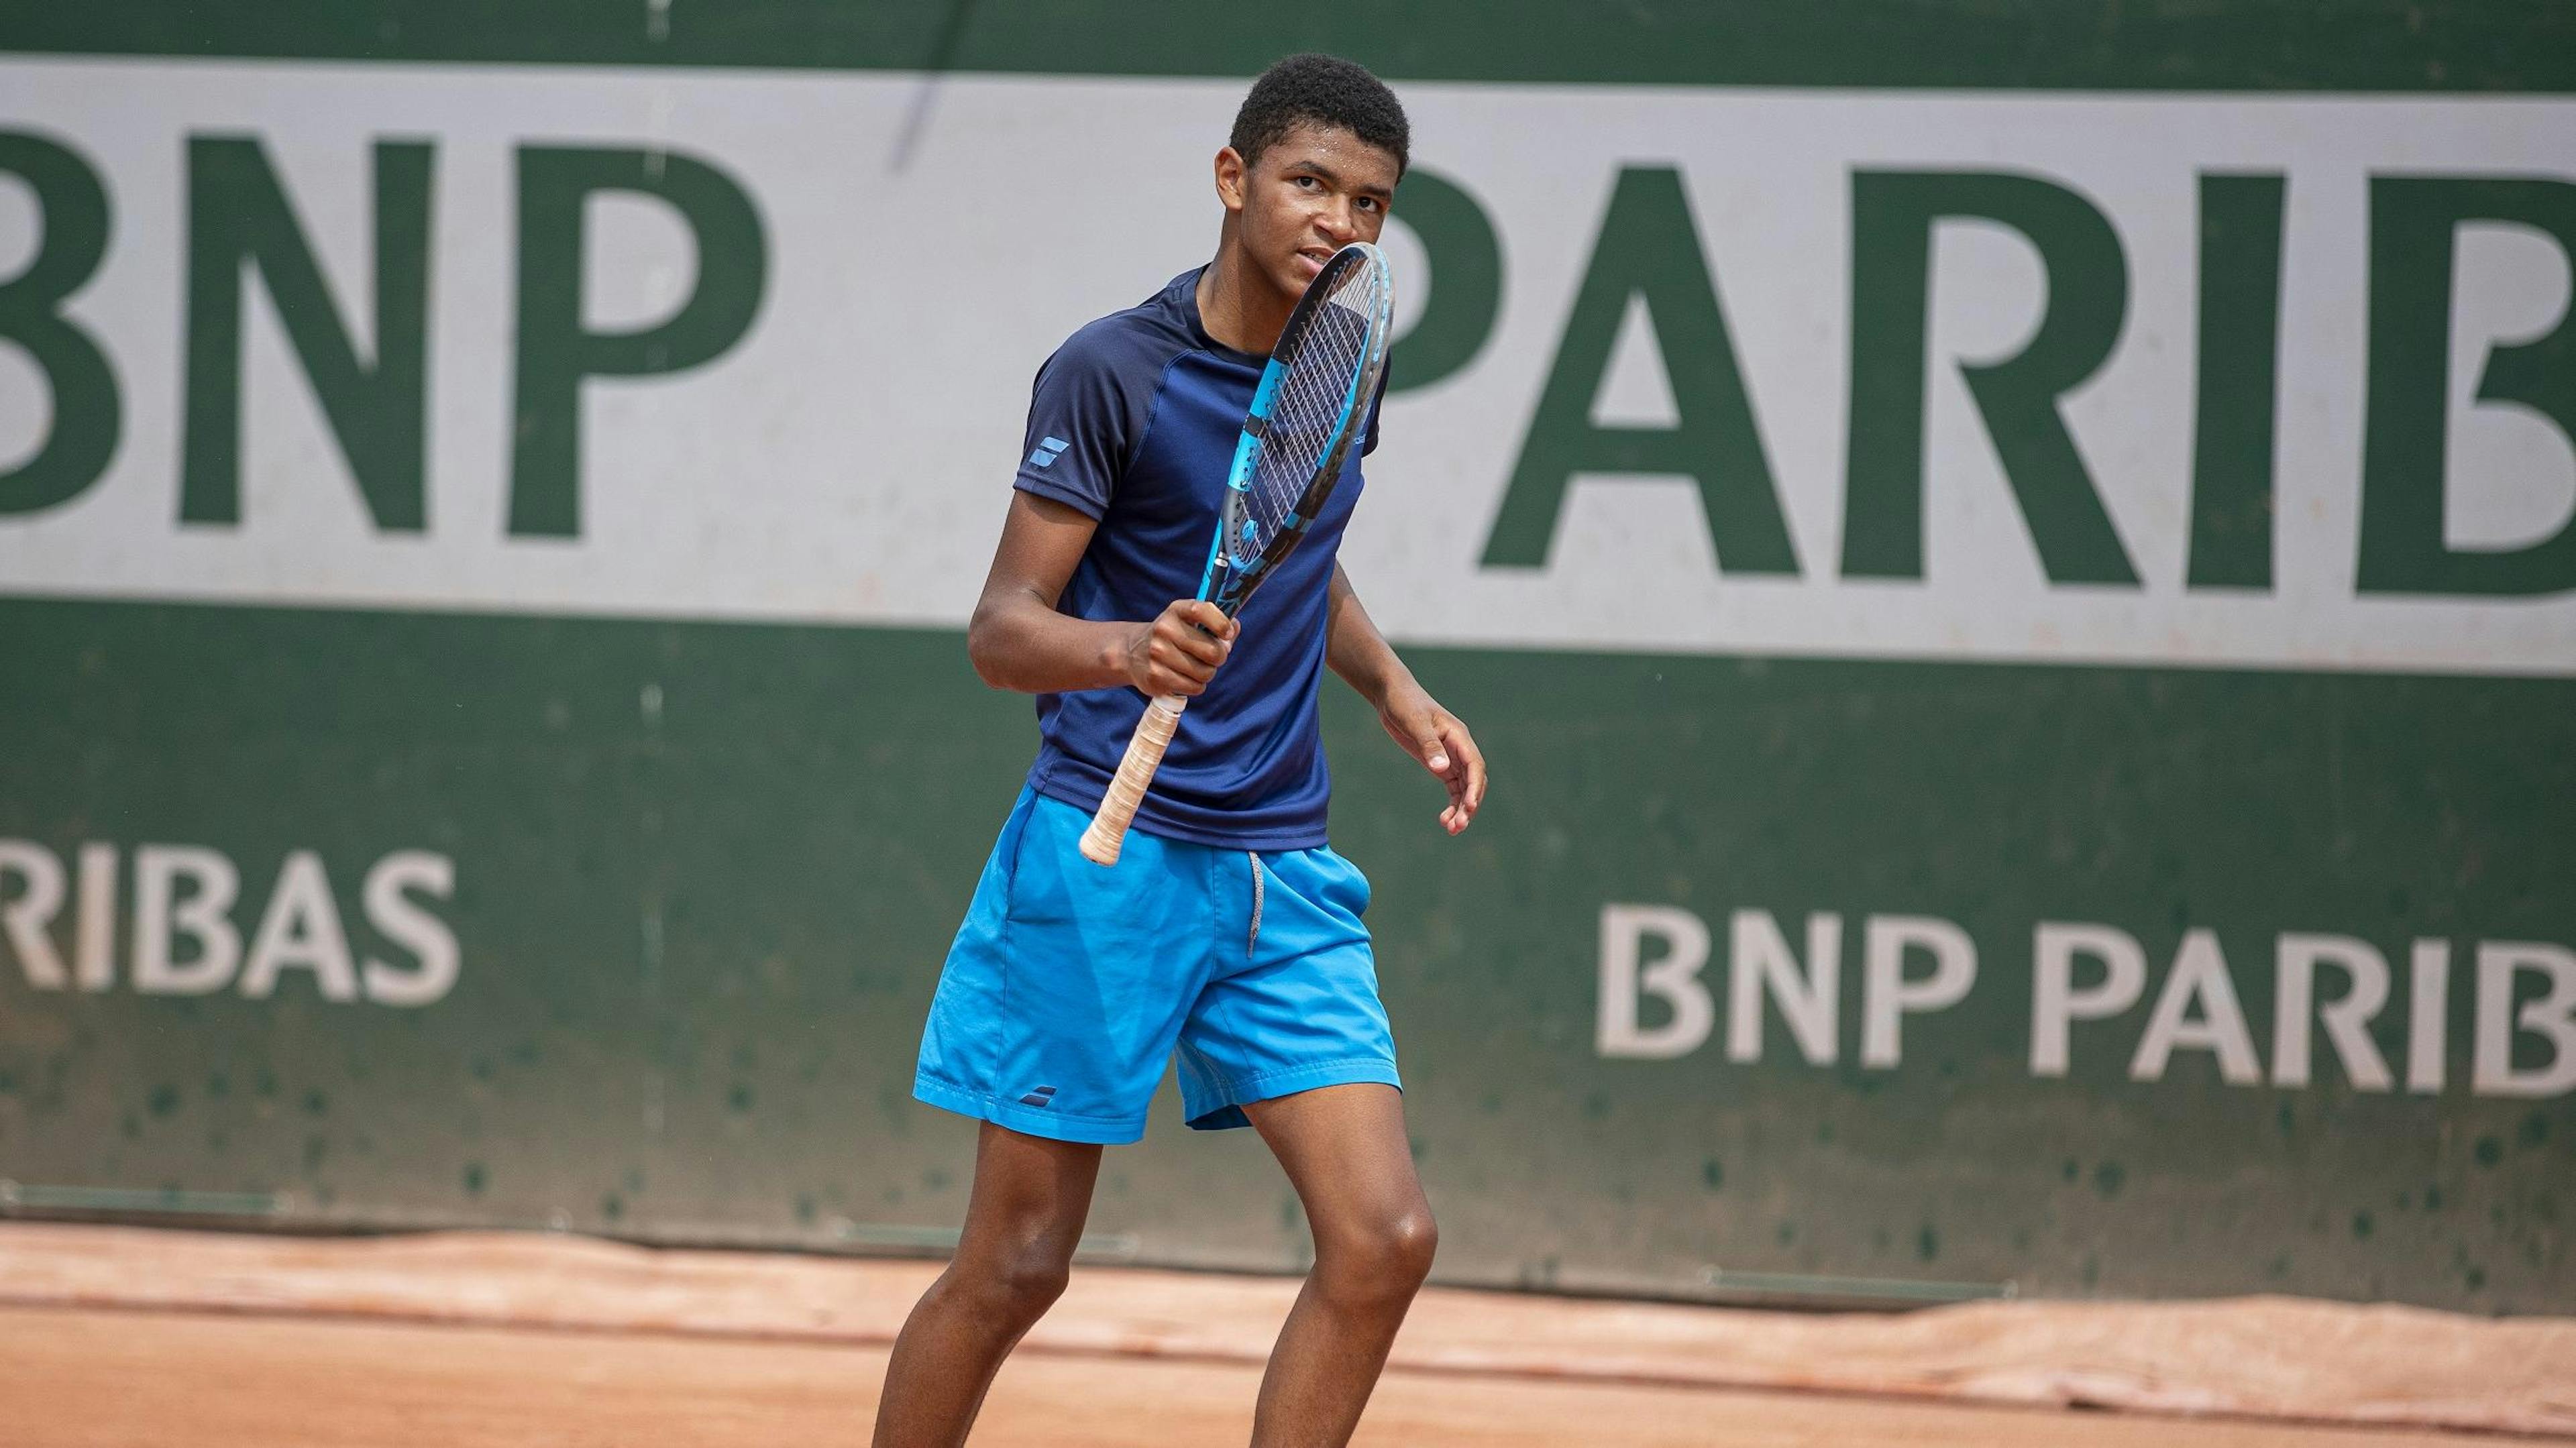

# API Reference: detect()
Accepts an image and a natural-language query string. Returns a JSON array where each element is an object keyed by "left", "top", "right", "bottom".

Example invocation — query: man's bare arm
[
  {"left": 1326, "top": 563, "right": 1488, "bottom": 834},
  {"left": 967, "top": 492, "right": 1236, "bottom": 697},
  {"left": 1323, "top": 563, "right": 1410, "bottom": 709}
]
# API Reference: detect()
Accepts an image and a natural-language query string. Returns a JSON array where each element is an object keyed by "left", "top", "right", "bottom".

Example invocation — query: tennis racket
[{"left": 1078, "top": 241, "right": 1396, "bottom": 866}]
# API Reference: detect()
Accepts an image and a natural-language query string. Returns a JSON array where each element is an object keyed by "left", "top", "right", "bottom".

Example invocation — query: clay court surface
[{"left": 3, "top": 1225, "right": 2569, "bottom": 1447}]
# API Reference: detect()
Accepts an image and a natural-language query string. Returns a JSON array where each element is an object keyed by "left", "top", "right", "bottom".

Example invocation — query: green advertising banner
[{"left": 1, "top": 4, "right": 2571, "bottom": 1311}]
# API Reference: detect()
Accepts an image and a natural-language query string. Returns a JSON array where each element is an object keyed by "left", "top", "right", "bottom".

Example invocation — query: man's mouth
[{"left": 1293, "top": 247, "right": 1334, "bottom": 278}]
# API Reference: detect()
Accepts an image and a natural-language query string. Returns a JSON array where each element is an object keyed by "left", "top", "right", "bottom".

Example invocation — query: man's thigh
[{"left": 1241, "top": 1082, "right": 1428, "bottom": 1229}]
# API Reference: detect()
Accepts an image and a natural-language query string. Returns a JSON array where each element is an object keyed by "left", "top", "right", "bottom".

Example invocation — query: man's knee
[
  {"left": 953, "top": 1230, "right": 1076, "bottom": 1325},
  {"left": 1315, "top": 1205, "right": 1438, "bottom": 1308},
  {"left": 997, "top": 1241, "right": 1075, "bottom": 1317}
]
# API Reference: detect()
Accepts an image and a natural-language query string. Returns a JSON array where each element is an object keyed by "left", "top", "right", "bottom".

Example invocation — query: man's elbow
[{"left": 965, "top": 609, "right": 1008, "bottom": 689}]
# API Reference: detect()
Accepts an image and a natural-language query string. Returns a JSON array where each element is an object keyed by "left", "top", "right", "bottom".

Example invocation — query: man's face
[{"left": 1218, "top": 121, "right": 1399, "bottom": 302}]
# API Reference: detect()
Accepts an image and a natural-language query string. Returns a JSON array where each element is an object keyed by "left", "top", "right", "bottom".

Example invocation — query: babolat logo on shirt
[
  {"left": 1018, "top": 1084, "right": 1058, "bottom": 1107},
  {"left": 1026, "top": 436, "right": 1071, "bottom": 468}
]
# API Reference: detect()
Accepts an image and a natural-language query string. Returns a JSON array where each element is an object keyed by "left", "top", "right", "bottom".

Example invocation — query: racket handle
[{"left": 1079, "top": 693, "right": 1188, "bottom": 866}]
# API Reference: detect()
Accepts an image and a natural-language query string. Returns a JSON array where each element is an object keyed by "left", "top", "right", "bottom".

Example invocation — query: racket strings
[{"left": 1236, "top": 270, "right": 1385, "bottom": 559}]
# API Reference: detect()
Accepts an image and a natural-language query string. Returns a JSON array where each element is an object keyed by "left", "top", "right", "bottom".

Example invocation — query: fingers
[
  {"left": 1169, "top": 625, "right": 1229, "bottom": 671},
  {"left": 1177, "top": 600, "right": 1239, "bottom": 641},
  {"left": 1415, "top": 733, "right": 1450, "bottom": 774},
  {"left": 1373, "top": 689, "right": 1490, "bottom": 836},
  {"left": 1437, "top": 718, "right": 1487, "bottom": 836},
  {"left": 1140, "top": 600, "right": 1236, "bottom": 695},
  {"left": 1147, "top": 634, "right": 1221, "bottom": 693},
  {"left": 1454, "top": 722, "right": 1488, "bottom": 811}
]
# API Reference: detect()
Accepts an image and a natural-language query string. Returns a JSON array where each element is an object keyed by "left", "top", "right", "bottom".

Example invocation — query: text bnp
[
  {"left": 1599, "top": 905, "right": 2576, "bottom": 1099},
  {"left": 0, "top": 131, "right": 765, "bottom": 537}
]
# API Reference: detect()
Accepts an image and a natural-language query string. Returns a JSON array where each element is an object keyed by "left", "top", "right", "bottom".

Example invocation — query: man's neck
[{"left": 1195, "top": 243, "right": 1294, "bottom": 356}]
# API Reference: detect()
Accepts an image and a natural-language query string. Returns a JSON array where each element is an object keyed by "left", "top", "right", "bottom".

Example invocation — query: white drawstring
[{"left": 1246, "top": 852, "right": 1265, "bottom": 958}]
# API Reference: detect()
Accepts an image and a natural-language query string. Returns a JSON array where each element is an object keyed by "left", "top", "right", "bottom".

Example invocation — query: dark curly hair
[{"left": 1228, "top": 54, "right": 1409, "bottom": 178}]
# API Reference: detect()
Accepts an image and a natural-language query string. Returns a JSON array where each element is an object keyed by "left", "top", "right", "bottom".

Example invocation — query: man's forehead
[{"left": 1260, "top": 122, "right": 1400, "bottom": 186}]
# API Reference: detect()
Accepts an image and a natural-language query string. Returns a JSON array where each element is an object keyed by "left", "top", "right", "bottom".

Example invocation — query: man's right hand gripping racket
[{"left": 1078, "top": 243, "right": 1395, "bottom": 866}]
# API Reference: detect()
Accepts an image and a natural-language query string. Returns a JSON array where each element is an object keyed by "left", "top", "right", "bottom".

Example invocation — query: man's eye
[{"left": 1293, "top": 176, "right": 1320, "bottom": 189}]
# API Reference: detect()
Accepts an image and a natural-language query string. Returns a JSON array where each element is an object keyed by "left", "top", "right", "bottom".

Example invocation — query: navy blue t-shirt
[{"left": 1013, "top": 268, "right": 1381, "bottom": 850}]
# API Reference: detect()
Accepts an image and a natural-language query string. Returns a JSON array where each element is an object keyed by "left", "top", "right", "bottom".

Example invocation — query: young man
[{"left": 873, "top": 54, "right": 1487, "bottom": 1448}]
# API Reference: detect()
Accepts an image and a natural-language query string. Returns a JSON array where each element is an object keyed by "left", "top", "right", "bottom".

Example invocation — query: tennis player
[{"left": 873, "top": 54, "right": 1487, "bottom": 1448}]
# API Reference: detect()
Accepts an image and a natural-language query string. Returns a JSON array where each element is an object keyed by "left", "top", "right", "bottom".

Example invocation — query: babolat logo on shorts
[
  {"left": 1026, "top": 436, "right": 1071, "bottom": 468},
  {"left": 1018, "top": 1084, "right": 1058, "bottom": 1108}
]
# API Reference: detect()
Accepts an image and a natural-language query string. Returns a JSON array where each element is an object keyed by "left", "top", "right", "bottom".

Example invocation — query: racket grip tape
[{"left": 1079, "top": 693, "right": 1188, "bottom": 866}]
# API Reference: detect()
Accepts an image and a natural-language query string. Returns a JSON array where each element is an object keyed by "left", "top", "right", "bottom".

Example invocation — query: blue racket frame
[{"left": 1195, "top": 242, "right": 1394, "bottom": 618}]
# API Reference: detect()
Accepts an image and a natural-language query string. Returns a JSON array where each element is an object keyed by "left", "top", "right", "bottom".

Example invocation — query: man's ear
[{"left": 1212, "top": 145, "right": 1248, "bottom": 213}]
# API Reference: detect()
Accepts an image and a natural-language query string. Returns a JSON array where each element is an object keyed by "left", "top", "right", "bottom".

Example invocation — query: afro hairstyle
[{"left": 1228, "top": 53, "right": 1409, "bottom": 178}]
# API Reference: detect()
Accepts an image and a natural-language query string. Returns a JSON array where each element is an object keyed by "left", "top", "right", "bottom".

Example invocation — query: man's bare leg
[
  {"left": 1240, "top": 1083, "right": 1437, "bottom": 1447},
  {"left": 871, "top": 1123, "right": 1103, "bottom": 1448}
]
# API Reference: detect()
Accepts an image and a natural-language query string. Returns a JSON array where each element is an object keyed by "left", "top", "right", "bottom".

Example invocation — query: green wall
[{"left": 1, "top": 598, "right": 2568, "bottom": 1308}]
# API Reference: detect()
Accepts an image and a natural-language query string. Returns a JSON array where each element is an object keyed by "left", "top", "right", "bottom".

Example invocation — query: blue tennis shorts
[{"left": 914, "top": 786, "right": 1401, "bottom": 1145}]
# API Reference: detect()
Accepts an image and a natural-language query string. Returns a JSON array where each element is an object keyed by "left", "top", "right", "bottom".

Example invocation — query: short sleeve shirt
[{"left": 1013, "top": 268, "right": 1382, "bottom": 850}]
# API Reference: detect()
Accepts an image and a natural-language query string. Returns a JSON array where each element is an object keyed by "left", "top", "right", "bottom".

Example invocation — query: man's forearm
[
  {"left": 967, "top": 592, "right": 1139, "bottom": 695},
  {"left": 1324, "top": 565, "right": 1412, "bottom": 708}
]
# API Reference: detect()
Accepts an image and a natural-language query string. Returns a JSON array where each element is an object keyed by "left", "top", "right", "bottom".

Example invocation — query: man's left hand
[{"left": 1376, "top": 681, "right": 1487, "bottom": 835}]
